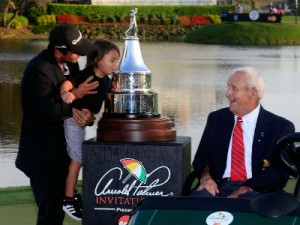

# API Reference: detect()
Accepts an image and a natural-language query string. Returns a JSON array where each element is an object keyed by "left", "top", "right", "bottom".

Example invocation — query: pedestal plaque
[{"left": 82, "top": 136, "right": 191, "bottom": 225}]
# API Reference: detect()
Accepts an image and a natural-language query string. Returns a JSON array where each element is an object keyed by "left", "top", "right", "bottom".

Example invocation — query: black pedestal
[{"left": 82, "top": 136, "right": 191, "bottom": 225}]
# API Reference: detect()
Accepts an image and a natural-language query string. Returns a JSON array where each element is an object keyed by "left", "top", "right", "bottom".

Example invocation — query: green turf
[
  {"left": 0, "top": 204, "right": 81, "bottom": 225},
  {"left": 0, "top": 183, "right": 83, "bottom": 225},
  {"left": 185, "top": 15, "right": 300, "bottom": 45},
  {"left": 0, "top": 179, "right": 297, "bottom": 224}
]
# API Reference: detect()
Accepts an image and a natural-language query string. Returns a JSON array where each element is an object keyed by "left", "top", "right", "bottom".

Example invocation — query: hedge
[{"left": 47, "top": 3, "right": 234, "bottom": 18}]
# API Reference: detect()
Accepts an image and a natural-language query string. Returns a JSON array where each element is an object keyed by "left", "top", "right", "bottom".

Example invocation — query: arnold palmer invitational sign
[{"left": 82, "top": 136, "right": 191, "bottom": 225}]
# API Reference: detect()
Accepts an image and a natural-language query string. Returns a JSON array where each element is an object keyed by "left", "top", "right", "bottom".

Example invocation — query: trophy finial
[{"left": 125, "top": 8, "right": 138, "bottom": 37}]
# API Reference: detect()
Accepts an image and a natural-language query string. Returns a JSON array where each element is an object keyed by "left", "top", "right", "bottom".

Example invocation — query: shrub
[
  {"left": 174, "top": 18, "right": 182, "bottom": 26},
  {"left": 137, "top": 13, "right": 149, "bottom": 24},
  {"left": 87, "top": 14, "right": 101, "bottom": 23},
  {"left": 105, "top": 15, "right": 116, "bottom": 23},
  {"left": 47, "top": 4, "right": 232, "bottom": 18},
  {"left": 26, "top": 6, "right": 47, "bottom": 23},
  {"left": 206, "top": 14, "right": 222, "bottom": 24},
  {"left": 5, "top": 13, "right": 29, "bottom": 27},
  {"left": 115, "top": 13, "right": 127, "bottom": 23},
  {"left": 150, "top": 17, "right": 161, "bottom": 25},
  {"left": 36, "top": 16, "right": 47, "bottom": 25},
  {"left": 161, "top": 13, "right": 172, "bottom": 26},
  {"left": 36, "top": 15, "right": 56, "bottom": 26},
  {"left": 11, "top": 20, "right": 22, "bottom": 29}
]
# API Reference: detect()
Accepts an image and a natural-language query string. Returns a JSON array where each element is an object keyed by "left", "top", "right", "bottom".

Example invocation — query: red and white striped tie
[{"left": 231, "top": 116, "right": 247, "bottom": 182}]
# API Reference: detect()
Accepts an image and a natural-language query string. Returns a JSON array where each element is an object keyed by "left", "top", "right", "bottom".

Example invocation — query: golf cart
[{"left": 127, "top": 133, "right": 300, "bottom": 225}]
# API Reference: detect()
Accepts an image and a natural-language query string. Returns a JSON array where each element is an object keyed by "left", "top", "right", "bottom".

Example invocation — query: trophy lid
[{"left": 119, "top": 37, "right": 151, "bottom": 74}]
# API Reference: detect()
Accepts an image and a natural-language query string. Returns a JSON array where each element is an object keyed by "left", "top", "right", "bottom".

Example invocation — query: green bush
[
  {"left": 174, "top": 18, "right": 182, "bottom": 26},
  {"left": 137, "top": 13, "right": 149, "bottom": 24},
  {"left": 87, "top": 14, "right": 101, "bottom": 23},
  {"left": 47, "top": 3, "right": 232, "bottom": 18},
  {"left": 36, "top": 16, "right": 47, "bottom": 25},
  {"left": 36, "top": 14, "right": 56, "bottom": 26},
  {"left": 105, "top": 15, "right": 116, "bottom": 23},
  {"left": 26, "top": 6, "right": 47, "bottom": 23},
  {"left": 207, "top": 14, "right": 222, "bottom": 24},
  {"left": 150, "top": 17, "right": 161, "bottom": 25},
  {"left": 16, "top": 15, "right": 29, "bottom": 26},
  {"left": 11, "top": 20, "right": 22, "bottom": 29},
  {"left": 161, "top": 17, "right": 170, "bottom": 25},
  {"left": 113, "top": 13, "right": 127, "bottom": 23},
  {"left": 4, "top": 13, "right": 29, "bottom": 27}
]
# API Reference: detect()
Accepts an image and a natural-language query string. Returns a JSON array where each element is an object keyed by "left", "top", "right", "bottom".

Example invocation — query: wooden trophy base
[{"left": 97, "top": 116, "right": 176, "bottom": 142}]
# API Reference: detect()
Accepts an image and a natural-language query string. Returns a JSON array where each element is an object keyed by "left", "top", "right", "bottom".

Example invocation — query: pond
[{"left": 1, "top": 39, "right": 300, "bottom": 187}]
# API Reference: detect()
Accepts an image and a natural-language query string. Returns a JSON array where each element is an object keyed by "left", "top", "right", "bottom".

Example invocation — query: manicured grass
[
  {"left": 0, "top": 179, "right": 297, "bottom": 224},
  {"left": 0, "top": 182, "right": 82, "bottom": 206},
  {"left": 185, "top": 16, "right": 300, "bottom": 45},
  {"left": 0, "top": 183, "right": 83, "bottom": 225},
  {"left": 0, "top": 204, "right": 81, "bottom": 225},
  {"left": 0, "top": 186, "right": 35, "bottom": 205}
]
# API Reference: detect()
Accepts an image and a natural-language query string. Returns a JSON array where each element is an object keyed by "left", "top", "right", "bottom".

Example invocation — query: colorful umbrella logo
[{"left": 120, "top": 158, "right": 147, "bottom": 183}]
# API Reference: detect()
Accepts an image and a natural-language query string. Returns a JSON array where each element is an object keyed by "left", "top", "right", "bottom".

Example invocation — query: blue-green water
[{"left": 1, "top": 39, "right": 300, "bottom": 187}]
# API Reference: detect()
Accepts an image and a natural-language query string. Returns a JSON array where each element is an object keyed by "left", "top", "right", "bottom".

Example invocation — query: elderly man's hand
[
  {"left": 197, "top": 175, "right": 219, "bottom": 196},
  {"left": 227, "top": 186, "right": 252, "bottom": 198}
]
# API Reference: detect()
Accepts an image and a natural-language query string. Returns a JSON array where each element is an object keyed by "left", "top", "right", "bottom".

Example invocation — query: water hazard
[{"left": 1, "top": 39, "right": 300, "bottom": 187}]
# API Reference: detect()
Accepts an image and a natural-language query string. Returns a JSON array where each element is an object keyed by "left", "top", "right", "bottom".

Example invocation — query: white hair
[{"left": 232, "top": 67, "right": 266, "bottom": 99}]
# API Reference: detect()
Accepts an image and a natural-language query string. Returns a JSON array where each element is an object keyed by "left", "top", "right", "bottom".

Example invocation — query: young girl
[{"left": 60, "top": 39, "right": 120, "bottom": 221}]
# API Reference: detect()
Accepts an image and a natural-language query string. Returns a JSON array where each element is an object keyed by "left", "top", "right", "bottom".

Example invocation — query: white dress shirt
[{"left": 223, "top": 105, "right": 260, "bottom": 179}]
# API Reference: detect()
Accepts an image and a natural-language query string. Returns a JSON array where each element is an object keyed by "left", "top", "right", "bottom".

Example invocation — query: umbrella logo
[{"left": 120, "top": 158, "right": 147, "bottom": 183}]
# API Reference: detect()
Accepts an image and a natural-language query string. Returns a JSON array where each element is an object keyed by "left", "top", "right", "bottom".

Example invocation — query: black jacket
[{"left": 16, "top": 49, "right": 79, "bottom": 177}]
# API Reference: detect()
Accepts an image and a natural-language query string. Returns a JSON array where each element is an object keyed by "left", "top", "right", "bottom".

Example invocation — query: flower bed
[
  {"left": 191, "top": 15, "right": 212, "bottom": 25},
  {"left": 57, "top": 14, "right": 89, "bottom": 24}
]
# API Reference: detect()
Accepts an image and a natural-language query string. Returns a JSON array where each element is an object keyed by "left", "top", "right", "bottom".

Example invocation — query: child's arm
[{"left": 60, "top": 80, "right": 75, "bottom": 104}]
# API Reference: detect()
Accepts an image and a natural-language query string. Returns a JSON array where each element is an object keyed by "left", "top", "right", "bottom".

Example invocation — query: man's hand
[
  {"left": 197, "top": 175, "right": 219, "bottom": 196},
  {"left": 227, "top": 186, "right": 252, "bottom": 198},
  {"left": 72, "top": 108, "right": 95, "bottom": 128},
  {"left": 72, "top": 76, "right": 99, "bottom": 99}
]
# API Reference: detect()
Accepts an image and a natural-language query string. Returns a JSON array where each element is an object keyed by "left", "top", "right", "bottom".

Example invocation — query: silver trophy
[
  {"left": 98, "top": 8, "right": 176, "bottom": 142},
  {"left": 105, "top": 8, "right": 159, "bottom": 118}
]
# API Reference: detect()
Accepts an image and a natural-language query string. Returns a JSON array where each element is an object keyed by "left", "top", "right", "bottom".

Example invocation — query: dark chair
[
  {"left": 277, "top": 132, "right": 300, "bottom": 199},
  {"left": 250, "top": 132, "right": 300, "bottom": 217},
  {"left": 180, "top": 170, "right": 198, "bottom": 196}
]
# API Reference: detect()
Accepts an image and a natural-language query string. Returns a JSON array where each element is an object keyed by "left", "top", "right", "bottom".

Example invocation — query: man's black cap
[{"left": 49, "top": 24, "right": 94, "bottom": 56}]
